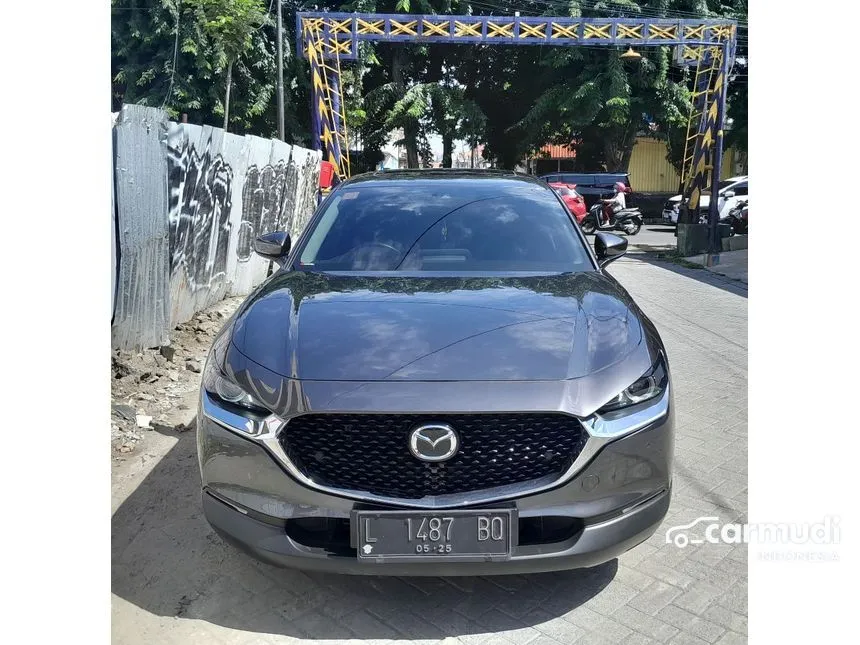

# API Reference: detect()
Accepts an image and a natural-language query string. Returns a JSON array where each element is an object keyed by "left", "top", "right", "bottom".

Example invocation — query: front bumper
[
  {"left": 662, "top": 208, "right": 679, "bottom": 224},
  {"left": 197, "top": 392, "right": 674, "bottom": 575},
  {"left": 203, "top": 485, "right": 669, "bottom": 575}
]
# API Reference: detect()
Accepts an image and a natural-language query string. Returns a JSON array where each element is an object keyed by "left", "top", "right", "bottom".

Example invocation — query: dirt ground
[{"left": 110, "top": 297, "right": 245, "bottom": 456}]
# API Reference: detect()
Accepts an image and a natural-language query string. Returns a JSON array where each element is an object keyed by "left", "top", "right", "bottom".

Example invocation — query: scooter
[
  {"left": 580, "top": 203, "right": 643, "bottom": 236},
  {"left": 723, "top": 199, "right": 748, "bottom": 236}
]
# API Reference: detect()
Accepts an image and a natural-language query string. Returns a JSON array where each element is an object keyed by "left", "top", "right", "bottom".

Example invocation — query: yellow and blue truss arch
[
  {"left": 298, "top": 11, "right": 737, "bottom": 245},
  {"left": 297, "top": 12, "right": 736, "bottom": 61}
]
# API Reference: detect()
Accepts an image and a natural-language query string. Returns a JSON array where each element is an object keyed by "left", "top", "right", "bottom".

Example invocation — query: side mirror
[
  {"left": 254, "top": 231, "right": 291, "bottom": 266},
  {"left": 723, "top": 190, "right": 735, "bottom": 199},
  {"left": 594, "top": 232, "right": 627, "bottom": 268}
]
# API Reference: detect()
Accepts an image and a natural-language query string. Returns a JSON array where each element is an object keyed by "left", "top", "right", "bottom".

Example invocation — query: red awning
[{"left": 538, "top": 143, "right": 576, "bottom": 159}]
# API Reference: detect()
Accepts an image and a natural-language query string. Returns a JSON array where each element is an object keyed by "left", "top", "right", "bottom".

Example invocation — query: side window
[
  {"left": 564, "top": 174, "right": 593, "bottom": 186},
  {"left": 597, "top": 174, "right": 629, "bottom": 188},
  {"left": 731, "top": 182, "right": 748, "bottom": 196}
]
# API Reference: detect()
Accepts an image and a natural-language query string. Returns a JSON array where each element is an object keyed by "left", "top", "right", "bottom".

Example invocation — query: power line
[
  {"left": 256, "top": 0, "right": 276, "bottom": 33},
  {"left": 160, "top": 0, "right": 181, "bottom": 110}
]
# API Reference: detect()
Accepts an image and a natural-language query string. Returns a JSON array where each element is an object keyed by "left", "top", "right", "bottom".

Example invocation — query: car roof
[
  {"left": 342, "top": 168, "right": 547, "bottom": 189},
  {"left": 540, "top": 172, "right": 629, "bottom": 177}
]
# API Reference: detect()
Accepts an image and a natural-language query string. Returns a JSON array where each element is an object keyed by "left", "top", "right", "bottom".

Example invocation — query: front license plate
[{"left": 354, "top": 510, "right": 515, "bottom": 562}]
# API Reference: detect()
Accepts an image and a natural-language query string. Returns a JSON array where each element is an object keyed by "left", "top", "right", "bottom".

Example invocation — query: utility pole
[
  {"left": 708, "top": 43, "right": 730, "bottom": 257},
  {"left": 276, "top": 0, "right": 285, "bottom": 141}
]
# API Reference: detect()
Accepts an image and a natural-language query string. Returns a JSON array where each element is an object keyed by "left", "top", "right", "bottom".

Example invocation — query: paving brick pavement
[{"left": 111, "top": 253, "right": 747, "bottom": 644}]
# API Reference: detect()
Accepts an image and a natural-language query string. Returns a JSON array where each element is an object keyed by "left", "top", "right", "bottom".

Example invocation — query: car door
[{"left": 720, "top": 180, "right": 748, "bottom": 218}]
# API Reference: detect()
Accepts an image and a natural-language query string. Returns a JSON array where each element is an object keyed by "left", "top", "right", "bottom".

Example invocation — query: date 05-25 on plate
[{"left": 354, "top": 509, "right": 515, "bottom": 562}]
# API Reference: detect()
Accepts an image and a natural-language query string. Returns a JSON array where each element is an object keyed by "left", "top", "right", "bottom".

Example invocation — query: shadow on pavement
[
  {"left": 642, "top": 225, "right": 677, "bottom": 233},
  {"left": 112, "top": 425, "right": 618, "bottom": 639},
  {"left": 632, "top": 254, "right": 748, "bottom": 299}
]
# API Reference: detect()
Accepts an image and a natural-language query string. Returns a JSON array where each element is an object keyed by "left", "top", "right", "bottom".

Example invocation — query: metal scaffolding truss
[{"left": 297, "top": 12, "right": 736, "bottom": 62}]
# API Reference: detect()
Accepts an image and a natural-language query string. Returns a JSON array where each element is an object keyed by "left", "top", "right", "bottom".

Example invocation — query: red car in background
[{"left": 549, "top": 182, "right": 587, "bottom": 223}]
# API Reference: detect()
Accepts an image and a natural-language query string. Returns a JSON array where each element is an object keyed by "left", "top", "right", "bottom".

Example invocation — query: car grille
[{"left": 278, "top": 413, "right": 588, "bottom": 500}]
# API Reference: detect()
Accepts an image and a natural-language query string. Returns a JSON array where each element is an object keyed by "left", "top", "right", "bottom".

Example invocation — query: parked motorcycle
[
  {"left": 580, "top": 203, "right": 643, "bottom": 236},
  {"left": 723, "top": 199, "right": 748, "bottom": 236}
]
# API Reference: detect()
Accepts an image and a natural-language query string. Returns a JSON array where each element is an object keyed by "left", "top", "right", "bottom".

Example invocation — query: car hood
[{"left": 229, "top": 272, "right": 645, "bottom": 382}]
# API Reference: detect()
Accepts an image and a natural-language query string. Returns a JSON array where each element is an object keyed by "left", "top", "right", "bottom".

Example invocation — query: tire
[
  {"left": 729, "top": 216, "right": 744, "bottom": 236},
  {"left": 580, "top": 218, "right": 597, "bottom": 235},
  {"left": 623, "top": 221, "right": 641, "bottom": 236}
]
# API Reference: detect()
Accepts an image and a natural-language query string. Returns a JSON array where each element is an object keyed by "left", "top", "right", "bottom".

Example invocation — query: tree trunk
[
  {"left": 442, "top": 133, "right": 453, "bottom": 168},
  {"left": 619, "top": 144, "right": 634, "bottom": 173},
  {"left": 404, "top": 122, "right": 420, "bottom": 168},
  {"left": 619, "top": 119, "right": 639, "bottom": 171},
  {"left": 604, "top": 120, "right": 639, "bottom": 172},
  {"left": 223, "top": 60, "right": 233, "bottom": 132},
  {"left": 392, "top": 50, "right": 419, "bottom": 168}
]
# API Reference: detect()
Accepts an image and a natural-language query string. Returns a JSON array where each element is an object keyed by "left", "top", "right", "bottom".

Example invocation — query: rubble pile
[{"left": 110, "top": 297, "right": 243, "bottom": 454}]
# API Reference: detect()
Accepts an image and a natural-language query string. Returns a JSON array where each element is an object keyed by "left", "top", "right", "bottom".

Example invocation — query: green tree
[
  {"left": 193, "top": 0, "right": 270, "bottom": 131},
  {"left": 112, "top": 0, "right": 282, "bottom": 136}
]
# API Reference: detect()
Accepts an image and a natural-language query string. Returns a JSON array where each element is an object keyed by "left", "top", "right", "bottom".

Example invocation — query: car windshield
[{"left": 297, "top": 179, "right": 593, "bottom": 273}]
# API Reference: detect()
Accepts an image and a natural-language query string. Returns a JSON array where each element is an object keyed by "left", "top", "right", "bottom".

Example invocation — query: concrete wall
[{"left": 112, "top": 105, "right": 321, "bottom": 352}]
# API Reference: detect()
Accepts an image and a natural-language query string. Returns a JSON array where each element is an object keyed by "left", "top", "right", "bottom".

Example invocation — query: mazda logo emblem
[{"left": 409, "top": 424, "right": 459, "bottom": 462}]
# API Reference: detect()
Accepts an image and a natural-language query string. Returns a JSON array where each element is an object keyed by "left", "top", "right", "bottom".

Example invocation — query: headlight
[
  {"left": 598, "top": 356, "right": 668, "bottom": 413},
  {"left": 202, "top": 346, "right": 269, "bottom": 416},
  {"left": 583, "top": 356, "right": 670, "bottom": 439}
]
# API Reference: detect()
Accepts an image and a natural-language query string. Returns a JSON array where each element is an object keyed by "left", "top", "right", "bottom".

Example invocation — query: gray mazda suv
[{"left": 197, "top": 169, "right": 674, "bottom": 575}]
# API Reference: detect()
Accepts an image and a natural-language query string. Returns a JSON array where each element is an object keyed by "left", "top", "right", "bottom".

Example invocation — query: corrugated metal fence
[{"left": 111, "top": 105, "right": 321, "bottom": 352}]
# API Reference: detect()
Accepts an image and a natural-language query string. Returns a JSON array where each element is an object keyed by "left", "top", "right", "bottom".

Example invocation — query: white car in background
[{"left": 662, "top": 175, "right": 748, "bottom": 225}]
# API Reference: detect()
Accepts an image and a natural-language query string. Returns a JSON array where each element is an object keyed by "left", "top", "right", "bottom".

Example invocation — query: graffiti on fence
[
  {"left": 111, "top": 105, "right": 321, "bottom": 348},
  {"left": 237, "top": 162, "right": 289, "bottom": 262},
  {"left": 167, "top": 137, "right": 234, "bottom": 297}
]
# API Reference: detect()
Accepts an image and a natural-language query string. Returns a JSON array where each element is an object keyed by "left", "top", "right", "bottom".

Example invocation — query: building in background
[
  {"left": 453, "top": 142, "right": 491, "bottom": 169},
  {"left": 529, "top": 143, "right": 577, "bottom": 176},
  {"left": 527, "top": 138, "right": 746, "bottom": 193},
  {"left": 379, "top": 128, "right": 405, "bottom": 169}
]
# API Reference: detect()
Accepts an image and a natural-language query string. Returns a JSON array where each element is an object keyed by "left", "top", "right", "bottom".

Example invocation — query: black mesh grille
[{"left": 278, "top": 413, "right": 588, "bottom": 500}]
